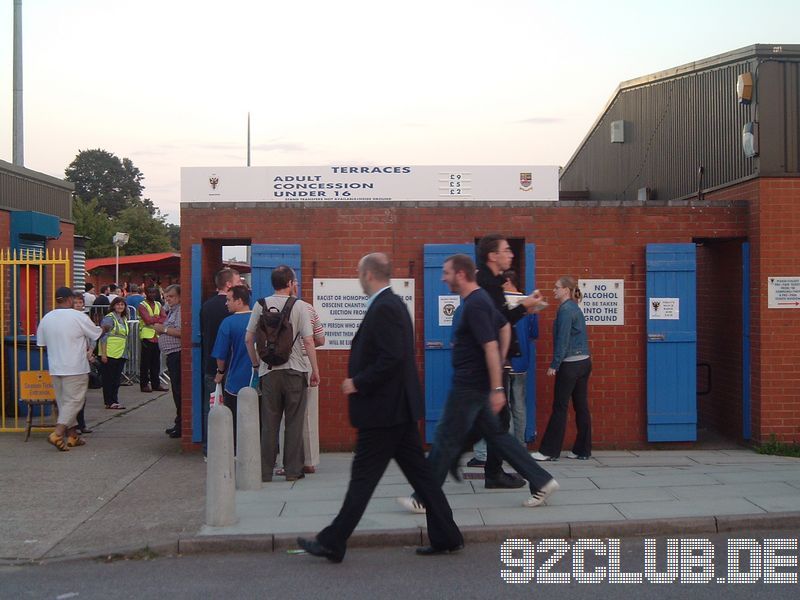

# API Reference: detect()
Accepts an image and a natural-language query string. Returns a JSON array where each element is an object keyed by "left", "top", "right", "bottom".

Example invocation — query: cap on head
[{"left": 55, "top": 286, "right": 74, "bottom": 300}]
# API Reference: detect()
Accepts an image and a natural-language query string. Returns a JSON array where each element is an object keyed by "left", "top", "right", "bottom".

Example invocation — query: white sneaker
[
  {"left": 566, "top": 452, "right": 589, "bottom": 460},
  {"left": 397, "top": 496, "right": 427, "bottom": 514},
  {"left": 530, "top": 451, "right": 556, "bottom": 461},
  {"left": 523, "top": 479, "right": 560, "bottom": 507}
]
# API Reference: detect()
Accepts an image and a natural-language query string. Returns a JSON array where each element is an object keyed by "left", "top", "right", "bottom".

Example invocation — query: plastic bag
[{"left": 209, "top": 382, "right": 223, "bottom": 407}]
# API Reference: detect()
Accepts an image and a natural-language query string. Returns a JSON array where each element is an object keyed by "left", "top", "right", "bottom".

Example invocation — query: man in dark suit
[{"left": 298, "top": 253, "right": 463, "bottom": 562}]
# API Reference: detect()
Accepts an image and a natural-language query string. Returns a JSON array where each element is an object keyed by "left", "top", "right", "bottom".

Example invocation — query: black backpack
[{"left": 255, "top": 296, "right": 299, "bottom": 368}]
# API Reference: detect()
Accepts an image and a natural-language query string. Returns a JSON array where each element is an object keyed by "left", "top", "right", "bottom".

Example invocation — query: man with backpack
[{"left": 245, "top": 265, "right": 320, "bottom": 483}]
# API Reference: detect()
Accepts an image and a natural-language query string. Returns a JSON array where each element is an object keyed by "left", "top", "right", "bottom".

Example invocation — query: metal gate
[{"left": 0, "top": 248, "right": 71, "bottom": 432}]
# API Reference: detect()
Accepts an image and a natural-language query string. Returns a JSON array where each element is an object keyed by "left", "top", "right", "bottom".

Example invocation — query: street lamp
[{"left": 112, "top": 232, "right": 129, "bottom": 287}]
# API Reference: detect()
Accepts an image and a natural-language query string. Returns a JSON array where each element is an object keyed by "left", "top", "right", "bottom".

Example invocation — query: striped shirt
[{"left": 158, "top": 304, "right": 182, "bottom": 355}]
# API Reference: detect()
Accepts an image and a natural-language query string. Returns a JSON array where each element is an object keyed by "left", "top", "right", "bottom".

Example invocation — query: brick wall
[{"left": 179, "top": 197, "right": 765, "bottom": 451}]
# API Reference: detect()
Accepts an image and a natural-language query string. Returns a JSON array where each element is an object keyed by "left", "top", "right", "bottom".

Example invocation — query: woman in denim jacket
[{"left": 531, "top": 276, "right": 592, "bottom": 461}]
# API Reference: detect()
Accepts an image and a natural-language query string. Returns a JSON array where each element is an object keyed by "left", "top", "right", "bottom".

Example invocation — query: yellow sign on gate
[{"left": 19, "top": 370, "right": 55, "bottom": 401}]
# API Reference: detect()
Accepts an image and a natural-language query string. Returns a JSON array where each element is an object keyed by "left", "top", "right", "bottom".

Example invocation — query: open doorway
[{"left": 694, "top": 237, "right": 749, "bottom": 445}]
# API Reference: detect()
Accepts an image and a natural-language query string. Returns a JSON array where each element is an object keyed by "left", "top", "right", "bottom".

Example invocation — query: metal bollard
[
  {"left": 236, "top": 387, "right": 262, "bottom": 491},
  {"left": 205, "top": 403, "right": 237, "bottom": 527}
]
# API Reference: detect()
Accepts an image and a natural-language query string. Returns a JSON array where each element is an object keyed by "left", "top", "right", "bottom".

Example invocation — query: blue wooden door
[
  {"left": 522, "top": 243, "right": 538, "bottom": 442},
  {"left": 190, "top": 244, "right": 204, "bottom": 442},
  {"left": 423, "top": 244, "right": 474, "bottom": 440},
  {"left": 646, "top": 243, "right": 697, "bottom": 441},
  {"left": 250, "top": 244, "right": 302, "bottom": 301}
]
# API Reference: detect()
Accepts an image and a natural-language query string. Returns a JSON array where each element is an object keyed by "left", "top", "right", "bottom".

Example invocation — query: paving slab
[
  {"left": 744, "top": 494, "right": 800, "bottom": 512},
  {"left": 667, "top": 481, "right": 800, "bottom": 500},
  {"left": 613, "top": 497, "right": 764, "bottom": 519},
  {"left": 590, "top": 473, "right": 719, "bottom": 489},
  {"left": 480, "top": 504, "right": 625, "bottom": 526}
]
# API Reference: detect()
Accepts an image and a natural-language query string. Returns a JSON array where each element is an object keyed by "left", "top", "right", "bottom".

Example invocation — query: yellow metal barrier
[{"left": 0, "top": 248, "right": 71, "bottom": 432}]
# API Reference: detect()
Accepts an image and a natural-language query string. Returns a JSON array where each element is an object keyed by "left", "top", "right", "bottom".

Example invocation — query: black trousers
[
  {"left": 140, "top": 340, "right": 161, "bottom": 389},
  {"left": 166, "top": 351, "right": 181, "bottom": 427},
  {"left": 539, "top": 358, "right": 592, "bottom": 458},
  {"left": 100, "top": 357, "right": 126, "bottom": 407},
  {"left": 317, "top": 421, "right": 463, "bottom": 561}
]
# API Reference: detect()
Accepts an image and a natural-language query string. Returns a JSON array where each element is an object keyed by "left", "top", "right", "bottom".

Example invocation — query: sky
[{"left": 1, "top": 0, "right": 798, "bottom": 226}]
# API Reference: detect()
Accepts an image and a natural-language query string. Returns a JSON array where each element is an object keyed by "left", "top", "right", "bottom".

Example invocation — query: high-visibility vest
[
  {"left": 105, "top": 313, "right": 129, "bottom": 359},
  {"left": 139, "top": 301, "right": 162, "bottom": 340}
]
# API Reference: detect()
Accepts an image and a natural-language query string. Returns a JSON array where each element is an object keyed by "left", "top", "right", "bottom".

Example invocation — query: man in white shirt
[
  {"left": 36, "top": 287, "right": 103, "bottom": 451},
  {"left": 245, "top": 266, "right": 320, "bottom": 482}
]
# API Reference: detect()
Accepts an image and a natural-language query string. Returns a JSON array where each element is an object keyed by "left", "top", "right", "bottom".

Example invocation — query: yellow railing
[{"left": 0, "top": 248, "right": 71, "bottom": 432}]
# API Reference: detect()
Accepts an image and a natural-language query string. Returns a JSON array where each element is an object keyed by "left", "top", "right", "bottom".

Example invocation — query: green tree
[
  {"left": 72, "top": 198, "right": 115, "bottom": 258},
  {"left": 114, "top": 204, "right": 173, "bottom": 256},
  {"left": 166, "top": 222, "right": 181, "bottom": 251},
  {"left": 65, "top": 149, "right": 146, "bottom": 217}
]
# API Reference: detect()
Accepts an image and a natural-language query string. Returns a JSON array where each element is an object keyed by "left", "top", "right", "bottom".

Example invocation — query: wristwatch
[
  {"left": 216, "top": 368, "right": 226, "bottom": 375},
  {"left": 493, "top": 387, "right": 505, "bottom": 392}
]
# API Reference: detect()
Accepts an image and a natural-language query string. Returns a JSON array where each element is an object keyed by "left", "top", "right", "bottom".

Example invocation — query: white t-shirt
[
  {"left": 37, "top": 307, "right": 103, "bottom": 376},
  {"left": 246, "top": 295, "right": 313, "bottom": 376}
]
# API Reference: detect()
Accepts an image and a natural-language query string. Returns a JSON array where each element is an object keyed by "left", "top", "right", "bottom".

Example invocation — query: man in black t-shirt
[
  {"left": 199, "top": 268, "right": 239, "bottom": 451},
  {"left": 399, "top": 254, "right": 557, "bottom": 512}
]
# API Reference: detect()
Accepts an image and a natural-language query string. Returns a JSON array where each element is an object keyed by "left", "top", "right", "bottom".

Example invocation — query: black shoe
[
  {"left": 169, "top": 429, "right": 181, "bottom": 438},
  {"left": 165, "top": 426, "right": 176, "bottom": 435},
  {"left": 485, "top": 472, "right": 526, "bottom": 489},
  {"left": 297, "top": 537, "right": 342, "bottom": 563},
  {"left": 78, "top": 427, "right": 93, "bottom": 434},
  {"left": 449, "top": 461, "right": 463, "bottom": 483},
  {"left": 466, "top": 457, "right": 486, "bottom": 468},
  {"left": 416, "top": 544, "right": 464, "bottom": 556}
]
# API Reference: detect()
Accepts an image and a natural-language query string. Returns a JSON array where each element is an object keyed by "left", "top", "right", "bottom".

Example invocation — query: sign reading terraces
[{"left": 181, "top": 166, "right": 559, "bottom": 203}]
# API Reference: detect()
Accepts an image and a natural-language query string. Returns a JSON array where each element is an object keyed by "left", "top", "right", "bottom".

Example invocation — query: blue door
[
  {"left": 646, "top": 243, "right": 697, "bottom": 441},
  {"left": 191, "top": 244, "right": 204, "bottom": 442},
  {"left": 251, "top": 244, "right": 302, "bottom": 301},
  {"left": 423, "top": 244, "right": 473, "bottom": 441},
  {"left": 522, "top": 243, "right": 538, "bottom": 442}
]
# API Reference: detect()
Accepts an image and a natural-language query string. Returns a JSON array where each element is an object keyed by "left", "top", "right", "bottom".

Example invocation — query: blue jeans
[
  {"left": 428, "top": 385, "right": 553, "bottom": 493},
  {"left": 508, "top": 372, "right": 527, "bottom": 445}
]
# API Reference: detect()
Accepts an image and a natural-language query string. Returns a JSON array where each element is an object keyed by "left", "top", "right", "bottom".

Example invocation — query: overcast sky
[{"left": 1, "top": 0, "right": 798, "bottom": 224}]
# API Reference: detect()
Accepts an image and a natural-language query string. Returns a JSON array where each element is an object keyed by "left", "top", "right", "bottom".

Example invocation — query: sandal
[
  {"left": 105, "top": 403, "right": 126, "bottom": 410},
  {"left": 67, "top": 435, "right": 86, "bottom": 447},
  {"left": 48, "top": 432, "right": 69, "bottom": 452}
]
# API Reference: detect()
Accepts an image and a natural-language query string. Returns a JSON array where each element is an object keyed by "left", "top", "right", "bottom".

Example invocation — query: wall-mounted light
[{"left": 736, "top": 72, "right": 753, "bottom": 105}]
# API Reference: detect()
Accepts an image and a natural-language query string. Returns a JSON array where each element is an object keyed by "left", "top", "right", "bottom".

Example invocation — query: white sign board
[
  {"left": 579, "top": 279, "right": 624, "bottom": 325},
  {"left": 181, "top": 165, "right": 559, "bottom": 203},
  {"left": 768, "top": 277, "right": 800, "bottom": 308},
  {"left": 649, "top": 297, "right": 680, "bottom": 320},
  {"left": 438, "top": 295, "right": 461, "bottom": 326},
  {"left": 313, "top": 279, "right": 414, "bottom": 349}
]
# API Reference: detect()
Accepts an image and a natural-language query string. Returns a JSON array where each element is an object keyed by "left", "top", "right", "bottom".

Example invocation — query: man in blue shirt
[{"left": 212, "top": 285, "right": 253, "bottom": 447}]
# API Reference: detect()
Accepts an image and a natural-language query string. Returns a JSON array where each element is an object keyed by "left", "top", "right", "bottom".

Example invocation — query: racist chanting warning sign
[{"left": 312, "top": 279, "right": 415, "bottom": 349}]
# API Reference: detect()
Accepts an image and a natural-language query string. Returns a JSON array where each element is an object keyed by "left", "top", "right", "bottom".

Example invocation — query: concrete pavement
[{"left": 3, "top": 384, "right": 800, "bottom": 564}]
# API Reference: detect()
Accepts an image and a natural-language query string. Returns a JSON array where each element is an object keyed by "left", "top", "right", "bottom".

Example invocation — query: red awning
[{"left": 85, "top": 252, "right": 179, "bottom": 271}]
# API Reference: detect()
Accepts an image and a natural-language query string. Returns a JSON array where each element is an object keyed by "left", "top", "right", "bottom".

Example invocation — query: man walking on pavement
[
  {"left": 399, "top": 254, "right": 558, "bottom": 513},
  {"left": 298, "top": 253, "right": 463, "bottom": 562},
  {"left": 36, "top": 287, "right": 103, "bottom": 451}
]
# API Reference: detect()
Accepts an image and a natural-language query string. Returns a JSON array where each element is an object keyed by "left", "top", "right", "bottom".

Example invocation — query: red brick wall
[
  {"left": 752, "top": 178, "right": 800, "bottom": 443},
  {"left": 180, "top": 199, "right": 760, "bottom": 451}
]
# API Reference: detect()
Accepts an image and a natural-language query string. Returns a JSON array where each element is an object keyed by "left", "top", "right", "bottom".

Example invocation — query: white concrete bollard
[
  {"left": 206, "top": 403, "right": 237, "bottom": 527},
  {"left": 236, "top": 387, "right": 262, "bottom": 491}
]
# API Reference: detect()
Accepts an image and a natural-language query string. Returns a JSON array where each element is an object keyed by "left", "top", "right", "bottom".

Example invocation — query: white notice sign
[
  {"left": 768, "top": 277, "right": 800, "bottom": 308},
  {"left": 579, "top": 279, "right": 624, "bottom": 325},
  {"left": 438, "top": 295, "right": 461, "bottom": 326},
  {"left": 649, "top": 298, "right": 680, "bottom": 320},
  {"left": 313, "top": 279, "right": 415, "bottom": 349}
]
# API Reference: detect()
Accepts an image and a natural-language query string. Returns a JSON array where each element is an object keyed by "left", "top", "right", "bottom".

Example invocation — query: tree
[
  {"left": 114, "top": 204, "right": 173, "bottom": 256},
  {"left": 72, "top": 198, "right": 115, "bottom": 258},
  {"left": 65, "top": 149, "right": 145, "bottom": 217},
  {"left": 166, "top": 223, "right": 181, "bottom": 251}
]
